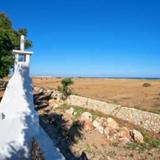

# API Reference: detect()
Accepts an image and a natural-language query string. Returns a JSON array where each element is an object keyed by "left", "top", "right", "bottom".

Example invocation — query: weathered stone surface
[
  {"left": 35, "top": 100, "right": 49, "bottom": 109},
  {"left": 118, "top": 127, "right": 130, "bottom": 139},
  {"left": 48, "top": 99, "right": 63, "bottom": 108},
  {"left": 93, "top": 119, "right": 104, "bottom": 134},
  {"left": 83, "top": 120, "right": 93, "bottom": 131},
  {"left": 80, "top": 112, "right": 92, "bottom": 122},
  {"left": 106, "top": 117, "right": 119, "bottom": 130},
  {"left": 33, "top": 87, "right": 64, "bottom": 110},
  {"left": 103, "top": 127, "right": 110, "bottom": 139},
  {"left": 116, "top": 127, "right": 131, "bottom": 144},
  {"left": 130, "top": 129, "right": 144, "bottom": 143},
  {"left": 0, "top": 80, "right": 7, "bottom": 91},
  {"left": 51, "top": 90, "right": 63, "bottom": 100},
  {"left": 67, "top": 95, "right": 160, "bottom": 133},
  {"left": 92, "top": 117, "right": 131, "bottom": 144},
  {"left": 33, "top": 87, "right": 45, "bottom": 96},
  {"left": 66, "top": 107, "right": 74, "bottom": 115}
]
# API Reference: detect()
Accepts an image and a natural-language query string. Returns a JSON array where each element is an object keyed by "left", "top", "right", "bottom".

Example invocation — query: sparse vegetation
[
  {"left": 57, "top": 104, "right": 104, "bottom": 120},
  {"left": 126, "top": 138, "right": 160, "bottom": 151},
  {"left": 142, "top": 83, "right": 151, "bottom": 87},
  {"left": 58, "top": 78, "right": 74, "bottom": 99},
  {"left": 33, "top": 78, "right": 160, "bottom": 113}
]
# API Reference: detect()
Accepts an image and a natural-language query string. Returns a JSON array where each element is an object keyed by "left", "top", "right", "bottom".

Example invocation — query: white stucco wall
[{"left": 0, "top": 63, "right": 65, "bottom": 160}]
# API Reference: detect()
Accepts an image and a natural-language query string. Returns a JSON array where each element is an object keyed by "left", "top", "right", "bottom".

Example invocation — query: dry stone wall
[{"left": 67, "top": 95, "right": 160, "bottom": 133}]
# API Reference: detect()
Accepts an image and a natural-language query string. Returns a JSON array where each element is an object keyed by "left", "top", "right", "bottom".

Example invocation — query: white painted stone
[
  {"left": 13, "top": 35, "right": 33, "bottom": 70},
  {"left": 81, "top": 112, "right": 92, "bottom": 121},
  {"left": 0, "top": 36, "right": 65, "bottom": 159}
]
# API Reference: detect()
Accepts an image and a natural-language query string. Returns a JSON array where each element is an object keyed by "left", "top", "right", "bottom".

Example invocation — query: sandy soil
[{"left": 32, "top": 77, "right": 160, "bottom": 113}]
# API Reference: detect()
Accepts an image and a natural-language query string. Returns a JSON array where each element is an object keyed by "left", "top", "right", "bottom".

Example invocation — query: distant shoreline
[{"left": 31, "top": 76, "right": 160, "bottom": 80}]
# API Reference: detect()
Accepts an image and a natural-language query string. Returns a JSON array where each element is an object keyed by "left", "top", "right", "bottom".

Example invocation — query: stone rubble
[
  {"left": 130, "top": 129, "right": 144, "bottom": 143},
  {"left": 0, "top": 80, "right": 7, "bottom": 91},
  {"left": 33, "top": 87, "right": 145, "bottom": 144},
  {"left": 80, "top": 112, "right": 93, "bottom": 122},
  {"left": 92, "top": 117, "right": 133, "bottom": 144},
  {"left": 66, "top": 107, "right": 74, "bottom": 115},
  {"left": 93, "top": 119, "right": 104, "bottom": 134},
  {"left": 33, "top": 87, "right": 160, "bottom": 160},
  {"left": 67, "top": 95, "right": 160, "bottom": 133},
  {"left": 33, "top": 87, "right": 63, "bottom": 110}
]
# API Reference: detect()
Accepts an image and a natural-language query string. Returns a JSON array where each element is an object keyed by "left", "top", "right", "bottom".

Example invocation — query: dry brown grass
[{"left": 32, "top": 77, "right": 160, "bottom": 113}]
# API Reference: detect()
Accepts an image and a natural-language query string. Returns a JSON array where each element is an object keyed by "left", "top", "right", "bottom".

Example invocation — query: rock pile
[
  {"left": 33, "top": 87, "right": 63, "bottom": 110},
  {"left": 92, "top": 117, "right": 143, "bottom": 144},
  {"left": 130, "top": 129, "right": 144, "bottom": 143},
  {"left": 0, "top": 80, "right": 7, "bottom": 91},
  {"left": 66, "top": 107, "right": 144, "bottom": 145},
  {"left": 33, "top": 87, "right": 144, "bottom": 145},
  {"left": 67, "top": 95, "right": 160, "bottom": 133}
]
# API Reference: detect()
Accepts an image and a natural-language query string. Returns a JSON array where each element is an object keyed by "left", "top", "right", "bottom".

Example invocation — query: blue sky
[{"left": 1, "top": 0, "right": 160, "bottom": 77}]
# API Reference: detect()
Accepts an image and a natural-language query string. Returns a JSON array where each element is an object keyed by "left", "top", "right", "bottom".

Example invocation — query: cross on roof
[
  {"left": 12, "top": 35, "right": 33, "bottom": 69},
  {"left": 20, "top": 35, "right": 25, "bottom": 51},
  {"left": 13, "top": 35, "right": 33, "bottom": 55}
]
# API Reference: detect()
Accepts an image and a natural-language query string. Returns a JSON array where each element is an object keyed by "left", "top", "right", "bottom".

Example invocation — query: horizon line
[{"left": 31, "top": 75, "right": 160, "bottom": 79}]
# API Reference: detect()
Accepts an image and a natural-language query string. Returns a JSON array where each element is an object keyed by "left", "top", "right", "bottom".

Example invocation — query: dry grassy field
[{"left": 33, "top": 77, "right": 160, "bottom": 113}]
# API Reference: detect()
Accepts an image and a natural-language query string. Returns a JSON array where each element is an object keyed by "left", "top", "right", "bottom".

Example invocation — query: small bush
[
  {"left": 142, "top": 83, "right": 151, "bottom": 87},
  {"left": 58, "top": 78, "right": 74, "bottom": 99}
]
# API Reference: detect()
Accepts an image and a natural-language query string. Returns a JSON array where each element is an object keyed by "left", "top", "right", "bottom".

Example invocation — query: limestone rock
[
  {"left": 117, "top": 127, "right": 131, "bottom": 144},
  {"left": 130, "top": 129, "right": 144, "bottom": 143},
  {"left": 44, "top": 89, "right": 53, "bottom": 98},
  {"left": 106, "top": 156, "right": 112, "bottom": 160},
  {"left": 35, "top": 100, "right": 49, "bottom": 109},
  {"left": 73, "top": 112, "right": 77, "bottom": 116},
  {"left": 106, "top": 117, "right": 119, "bottom": 130},
  {"left": 80, "top": 112, "right": 92, "bottom": 122},
  {"left": 49, "top": 99, "right": 60, "bottom": 108},
  {"left": 66, "top": 107, "right": 74, "bottom": 115},
  {"left": 51, "top": 90, "right": 63, "bottom": 100},
  {"left": 118, "top": 127, "right": 130, "bottom": 139},
  {"left": 83, "top": 120, "right": 93, "bottom": 131},
  {"left": 67, "top": 95, "right": 160, "bottom": 134},
  {"left": 33, "top": 87, "right": 44, "bottom": 96},
  {"left": 93, "top": 119, "right": 104, "bottom": 134},
  {"left": 33, "top": 86, "right": 40, "bottom": 92},
  {"left": 103, "top": 127, "right": 110, "bottom": 137}
]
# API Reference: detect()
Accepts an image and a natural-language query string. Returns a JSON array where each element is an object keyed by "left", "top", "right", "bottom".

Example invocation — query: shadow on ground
[{"left": 39, "top": 112, "right": 88, "bottom": 160}]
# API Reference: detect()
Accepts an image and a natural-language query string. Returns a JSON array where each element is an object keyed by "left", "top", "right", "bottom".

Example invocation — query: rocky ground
[{"left": 33, "top": 87, "right": 160, "bottom": 160}]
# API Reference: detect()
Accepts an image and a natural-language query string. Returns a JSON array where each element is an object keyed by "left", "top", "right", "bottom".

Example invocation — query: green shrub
[
  {"left": 142, "top": 83, "right": 151, "bottom": 87},
  {"left": 58, "top": 78, "right": 74, "bottom": 99}
]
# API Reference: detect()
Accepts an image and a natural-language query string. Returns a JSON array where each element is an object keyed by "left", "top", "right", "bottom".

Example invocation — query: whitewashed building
[{"left": 0, "top": 35, "right": 65, "bottom": 160}]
